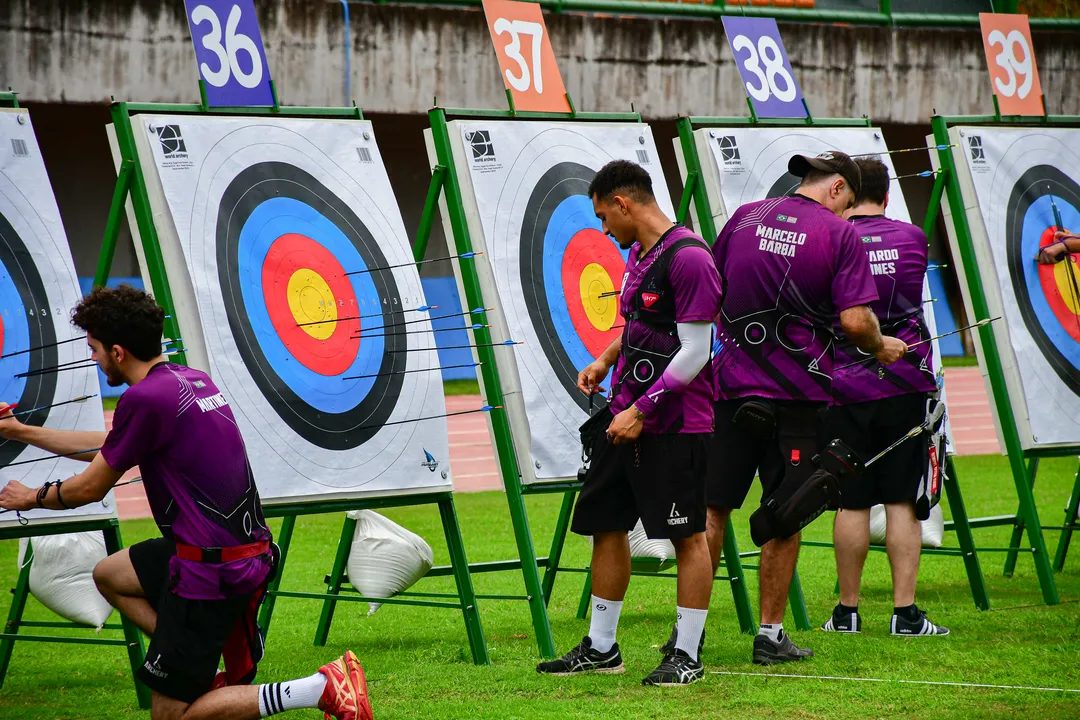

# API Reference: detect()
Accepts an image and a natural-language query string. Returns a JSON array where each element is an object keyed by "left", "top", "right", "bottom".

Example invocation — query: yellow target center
[
  {"left": 288, "top": 269, "right": 338, "bottom": 340},
  {"left": 580, "top": 262, "right": 617, "bottom": 331},
  {"left": 1054, "top": 258, "right": 1080, "bottom": 315}
]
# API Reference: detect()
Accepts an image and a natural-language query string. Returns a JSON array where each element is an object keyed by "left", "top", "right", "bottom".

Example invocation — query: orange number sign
[
  {"left": 979, "top": 13, "right": 1044, "bottom": 116},
  {"left": 481, "top": 0, "right": 571, "bottom": 114}
]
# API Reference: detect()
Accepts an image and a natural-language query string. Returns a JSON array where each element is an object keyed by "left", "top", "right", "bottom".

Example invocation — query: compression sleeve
[{"left": 632, "top": 321, "right": 713, "bottom": 417}]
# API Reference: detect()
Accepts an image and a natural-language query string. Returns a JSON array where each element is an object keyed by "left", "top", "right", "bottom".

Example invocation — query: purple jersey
[
  {"left": 712, "top": 195, "right": 878, "bottom": 403},
  {"left": 610, "top": 225, "right": 721, "bottom": 433},
  {"left": 102, "top": 363, "right": 271, "bottom": 600},
  {"left": 832, "top": 215, "right": 937, "bottom": 403}
]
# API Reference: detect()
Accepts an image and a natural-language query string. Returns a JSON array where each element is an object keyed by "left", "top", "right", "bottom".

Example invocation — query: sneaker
[
  {"left": 659, "top": 623, "right": 706, "bottom": 656},
  {"left": 891, "top": 607, "right": 950, "bottom": 637},
  {"left": 642, "top": 649, "right": 704, "bottom": 686},
  {"left": 318, "top": 650, "right": 374, "bottom": 720},
  {"left": 753, "top": 631, "right": 814, "bottom": 666},
  {"left": 536, "top": 636, "right": 625, "bottom": 676},
  {"left": 820, "top": 605, "right": 862, "bottom": 633}
]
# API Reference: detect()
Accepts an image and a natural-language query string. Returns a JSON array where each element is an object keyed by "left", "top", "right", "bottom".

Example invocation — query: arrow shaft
[
  {"left": 357, "top": 405, "right": 499, "bottom": 431},
  {"left": 345, "top": 251, "right": 481, "bottom": 276},
  {"left": 343, "top": 361, "right": 481, "bottom": 381}
]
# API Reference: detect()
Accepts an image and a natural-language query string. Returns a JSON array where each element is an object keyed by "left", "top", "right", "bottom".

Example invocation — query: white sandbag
[
  {"left": 868, "top": 503, "right": 945, "bottom": 548},
  {"left": 345, "top": 510, "right": 433, "bottom": 615},
  {"left": 628, "top": 520, "right": 676, "bottom": 564},
  {"left": 16, "top": 532, "right": 113, "bottom": 629}
]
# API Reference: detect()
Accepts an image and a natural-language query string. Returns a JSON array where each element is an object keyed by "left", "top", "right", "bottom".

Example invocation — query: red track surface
[{"left": 110, "top": 367, "right": 1001, "bottom": 520}]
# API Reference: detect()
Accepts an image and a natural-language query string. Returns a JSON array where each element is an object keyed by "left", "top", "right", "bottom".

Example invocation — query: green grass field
[{"left": 1, "top": 454, "right": 1078, "bottom": 719}]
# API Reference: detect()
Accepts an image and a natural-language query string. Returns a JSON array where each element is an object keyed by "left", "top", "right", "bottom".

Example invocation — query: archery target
[
  {"left": 0, "top": 108, "right": 111, "bottom": 529},
  {"left": 124, "top": 115, "right": 451, "bottom": 502},
  {"left": 944, "top": 127, "right": 1080, "bottom": 450},
  {"left": 432, "top": 121, "right": 674, "bottom": 483},
  {"left": 679, "top": 125, "right": 954, "bottom": 449}
]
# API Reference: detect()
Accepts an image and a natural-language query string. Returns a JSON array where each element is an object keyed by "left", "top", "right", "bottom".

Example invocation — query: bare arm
[
  {"left": 839, "top": 305, "right": 906, "bottom": 364},
  {"left": 578, "top": 336, "right": 622, "bottom": 396},
  {"left": 0, "top": 453, "right": 121, "bottom": 512},
  {"left": 0, "top": 403, "right": 104, "bottom": 462}
]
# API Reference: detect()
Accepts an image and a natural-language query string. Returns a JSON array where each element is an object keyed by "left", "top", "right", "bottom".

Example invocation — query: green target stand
[
  {"left": 925, "top": 105, "right": 1080, "bottom": 605},
  {"left": 94, "top": 83, "right": 489, "bottom": 665},
  {"left": 673, "top": 109, "right": 991, "bottom": 612}
]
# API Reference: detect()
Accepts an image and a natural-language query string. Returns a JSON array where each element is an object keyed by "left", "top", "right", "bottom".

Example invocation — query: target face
[
  {"left": 130, "top": 115, "right": 451, "bottom": 501},
  {"left": 951, "top": 127, "right": 1080, "bottom": 449},
  {"left": 444, "top": 121, "right": 675, "bottom": 482},
  {"left": 0, "top": 108, "right": 110, "bottom": 528}
]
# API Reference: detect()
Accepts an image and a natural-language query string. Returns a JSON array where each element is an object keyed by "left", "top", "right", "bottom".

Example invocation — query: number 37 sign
[{"left": 183, "top": 0, "right": 274, "bottom": 107}]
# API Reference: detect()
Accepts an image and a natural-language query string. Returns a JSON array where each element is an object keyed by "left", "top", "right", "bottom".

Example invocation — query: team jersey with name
[
  {"left": 711, "top": 195, "right": 877, "bottom": 403},
  {"left": 101, "top": 362, "right": 271, "bottom": 600},
  {"left": 832, "top": 215, "right": 937, "bottom": 403},
  {"left": 609, "top": 225, "right": 722, "bottom": 433}
]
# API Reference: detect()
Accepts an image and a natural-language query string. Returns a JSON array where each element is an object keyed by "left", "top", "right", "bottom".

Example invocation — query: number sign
[
  {"left": 722, "top": 17, "right": 806, "bottom": 120},
  {"left": 482, "top": 0, "right": 571, "bottom": 114},
  {"left": 184, "top": 0, "right": 274, "bottom": 107},
  {"left": 980, "top": 13, "right": 1044, "bottom": 117}
]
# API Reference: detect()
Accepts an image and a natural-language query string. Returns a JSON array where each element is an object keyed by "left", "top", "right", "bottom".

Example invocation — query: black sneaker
[
  {"left": 642, "top": 649, "right": 704, "bottom": 686},
  {"left": 820, "top": 605, "right": 862, "bottom": 633},
  {"left": 536, "top": 636, "right": 625, "bottom": 676},
  {"left": 753, "top": 631, "right": 814, "bottom": 666},
  {"left": 891, "top": 607, "right": 950, "bottom": 637},
  {"left": 659, "top": 623, "right": 706, "bottom": 656}
]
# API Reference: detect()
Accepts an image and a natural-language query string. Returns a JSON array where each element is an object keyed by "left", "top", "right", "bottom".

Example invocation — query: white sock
[
  {"left": 587, "top": 595, "right": 623, "bottom": 653},
  {"left": 758, "top": 623, "right": 783, "bottom": 643},
  {"left": 674, "top": 606, "right": 708, "bottom": 661},
  {"left": 259, "top": 671, "right": 327, "bottom": 716}
]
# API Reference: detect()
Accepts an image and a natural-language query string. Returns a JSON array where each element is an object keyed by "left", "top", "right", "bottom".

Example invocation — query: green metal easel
[{"left": 93, "top": 82, "right": 489, "bottom": 665}]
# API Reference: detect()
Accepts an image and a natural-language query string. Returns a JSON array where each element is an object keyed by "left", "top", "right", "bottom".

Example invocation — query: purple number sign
[
  {"left": 184, "top": 0, "right": 274, "bottom": 107},
  {"left": 722, "top": 17, "right": 807, "bottom": 119}
]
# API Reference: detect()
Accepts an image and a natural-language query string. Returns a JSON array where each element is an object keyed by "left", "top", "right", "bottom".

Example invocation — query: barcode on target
[
  {"left": 11, "top": 139, "right": 28, "bottom": 158},
  {"left": 635, "top": 149, "right": 650, "bottom": 164},
  {"left": 357, "top": 147, "right": 373, "bottom": 163}
]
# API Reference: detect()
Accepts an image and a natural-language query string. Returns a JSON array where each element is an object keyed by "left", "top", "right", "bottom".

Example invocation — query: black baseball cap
[{"left": 788, "top": 151, "right": 862, "bottom": 198}]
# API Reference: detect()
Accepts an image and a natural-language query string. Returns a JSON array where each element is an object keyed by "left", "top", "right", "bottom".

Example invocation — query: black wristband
[
  {"left": 55, "top": 480, "right": 71, "bottom": 510},
  {"left": 36, "top": 481, "right": 53, "bottom": 509}
]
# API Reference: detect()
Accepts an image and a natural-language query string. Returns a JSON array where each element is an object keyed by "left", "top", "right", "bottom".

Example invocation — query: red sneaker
[{"left": 317, "top": 650, "right": 373, "bottom": 720}]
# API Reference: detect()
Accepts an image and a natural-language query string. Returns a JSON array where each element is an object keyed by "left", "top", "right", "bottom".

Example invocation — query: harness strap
[{"left": 176, "top": 540, "right": 270, "bottom": 564}]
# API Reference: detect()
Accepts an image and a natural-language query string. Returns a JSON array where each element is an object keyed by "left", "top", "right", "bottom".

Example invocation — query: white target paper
[
  {"left": 678, "top": 126, "right": 954, "bottom": 449},
  {"left": 941, "top": 126, "right": 1080, "bottom": 450},
  {"left": 123, "top": 115, "right": 452, "bottom": 503},
  {"left": 0, "top": 108, "right": 112, "bottom": 529},
  {"left": 429, "top": 121, "right": 675, "bottom": 484}
]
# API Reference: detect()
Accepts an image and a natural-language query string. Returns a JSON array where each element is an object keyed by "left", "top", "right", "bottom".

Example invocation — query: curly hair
[
  {"left": 71, "top": 285, "right": 165, "bottom": 361},
  {"left": 588, "top": 160, "right": 654, "bottom": 204}
]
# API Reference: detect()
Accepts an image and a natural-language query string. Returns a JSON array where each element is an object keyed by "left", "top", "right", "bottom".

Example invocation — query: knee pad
[{"left": 732, "top": 398, "right": 777, "bottom": 440}]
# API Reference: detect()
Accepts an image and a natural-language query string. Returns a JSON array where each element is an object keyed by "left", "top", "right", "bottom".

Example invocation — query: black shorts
[
  {"left": 571, "top": 419, "right": 709, "bottom": 540},
  {"left": 707, "top": 398, "right": 825, "bottom": 510},
  {"left": 823, "top": 393, "right": 929, "bottom": 509},
  {"left": 130, "top": 538, "right": 253, "bottom": 704}
]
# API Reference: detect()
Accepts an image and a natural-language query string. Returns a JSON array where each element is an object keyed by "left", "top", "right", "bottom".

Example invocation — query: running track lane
[{"left": 109, "top": 368, "right": 1002, "bottom": 520}]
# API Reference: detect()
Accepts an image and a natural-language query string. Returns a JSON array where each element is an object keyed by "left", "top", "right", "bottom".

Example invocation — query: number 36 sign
[
  {"left": 183, "top": 0, "right": 274, "bottom": 107},
  {"left": 722, "top": 17, "right": 806, "bottom": 120}
]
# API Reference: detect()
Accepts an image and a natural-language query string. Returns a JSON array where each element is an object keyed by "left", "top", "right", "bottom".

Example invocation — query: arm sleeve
[
  {"left": 99, "top": 392, "right": 174, "bottom": 474},
  {"left": 831, "top": 223, "right": 879, "bottom": 312},
  {"left": 633, "top": 321, "right": 713, "bottom": 416}
]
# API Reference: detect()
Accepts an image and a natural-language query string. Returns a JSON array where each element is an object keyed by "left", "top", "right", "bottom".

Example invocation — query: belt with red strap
[{"left": 176, "top": 540, "right": 270, "bottom": 564}]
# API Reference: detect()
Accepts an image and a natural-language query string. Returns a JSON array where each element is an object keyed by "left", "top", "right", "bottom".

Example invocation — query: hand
[
  {"left": 577, "top": 360, "right": 609, "bottom": 396},
  {"left": 0, "top": 402, "right": 23, "bottom": 439},
  {"left": 873, "top": 336, "right": 907, "bottom": 365},
  {"left": 1036, "top": 240, "right": 1067, "bottom": 264},
  {"left": 606, "top": 405, "right": 644, "bottom": 446},
  {"left": 0, "top": 480, "right": 37, "bottom": 512}
]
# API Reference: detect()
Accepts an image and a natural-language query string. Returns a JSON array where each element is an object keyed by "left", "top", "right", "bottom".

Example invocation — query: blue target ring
[{"left": 0, "top": 254, "right": 30, "bottom": 402}]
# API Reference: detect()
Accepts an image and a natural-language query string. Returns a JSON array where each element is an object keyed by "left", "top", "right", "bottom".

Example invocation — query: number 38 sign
[
  {"left": 722, "top": 17, "right": 806, "bottom": 120},
  {"left": 979, "top": 13, "right": 1044, "bottom": 116},
  {"left": 183, "top": 0, "right": 274, "bottom": 107}
]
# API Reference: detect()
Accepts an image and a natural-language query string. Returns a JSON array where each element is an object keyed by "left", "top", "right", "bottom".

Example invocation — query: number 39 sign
[
  {"left": 183, "top": 0, "right": 274, "bottom": 107},
  {"left": 979, "top": 13, "right": 1044, "bottom": 116},
  {"left": 722, "top": 17, "right": 806, "bottom": 120},
  {"left": 481, "top": 0, "right": 571, "bottom": 114}
]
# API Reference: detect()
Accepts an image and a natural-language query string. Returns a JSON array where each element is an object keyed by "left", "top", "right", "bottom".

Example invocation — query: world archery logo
[
  {"left": 465, "top": 130, "right": 495, "bottom": 161},
  {"left": 154, "top": 125, "right": 187, "bottom": 157},
  {"left": 421, "top": 448, "right": 440, "bottom": 472},
  {"left": 968, "top": 136, "right": 985, "bottom": 163},
  {"left": 718, "top": 136, "right": 740, "bottom": 163}
]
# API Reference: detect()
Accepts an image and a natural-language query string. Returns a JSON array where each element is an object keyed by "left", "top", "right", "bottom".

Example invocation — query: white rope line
[{"left": 710, "top": 671, "right": 1080, "bottom": 694}]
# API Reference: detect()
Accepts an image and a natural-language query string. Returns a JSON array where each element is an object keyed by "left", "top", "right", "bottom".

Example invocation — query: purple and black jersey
[
  {"left": 832, "top": 215, "right": 936, "bottom": 404},
  {"left": 102, "top": 363, "right": 271, "bottom": 600},
  {"left": 712, "top": 195, "right": 878, "bottom": 403}
]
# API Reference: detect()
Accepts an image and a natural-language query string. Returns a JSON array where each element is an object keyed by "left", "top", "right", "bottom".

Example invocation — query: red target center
[
  {"left": 1036, "top": 226, "right": 1080, "bottom": 344},
  {"left": 562, "top": 229, "right": 625, "bottom": 358},
  {"left": 262, "top": 233, "right": 361, "bottom": 375}
]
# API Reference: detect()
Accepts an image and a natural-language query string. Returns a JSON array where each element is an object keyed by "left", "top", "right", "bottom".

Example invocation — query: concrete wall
[{"left": 4, "top": 0, "right": 1079, "bottom": 121}]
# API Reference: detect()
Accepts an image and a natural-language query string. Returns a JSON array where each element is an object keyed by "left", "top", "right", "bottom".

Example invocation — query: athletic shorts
[
  {"left": 570, "top": 415, "right": 709, "bottom": 540},
  {"left": 823, "top": 392, "right": 930, "bottom": 509},
  {"left": 707, "top": 398, "right": 825, "bottom": 510},
  {"left": 130, "top": 538, "right": 253, "bottom": 703}
]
